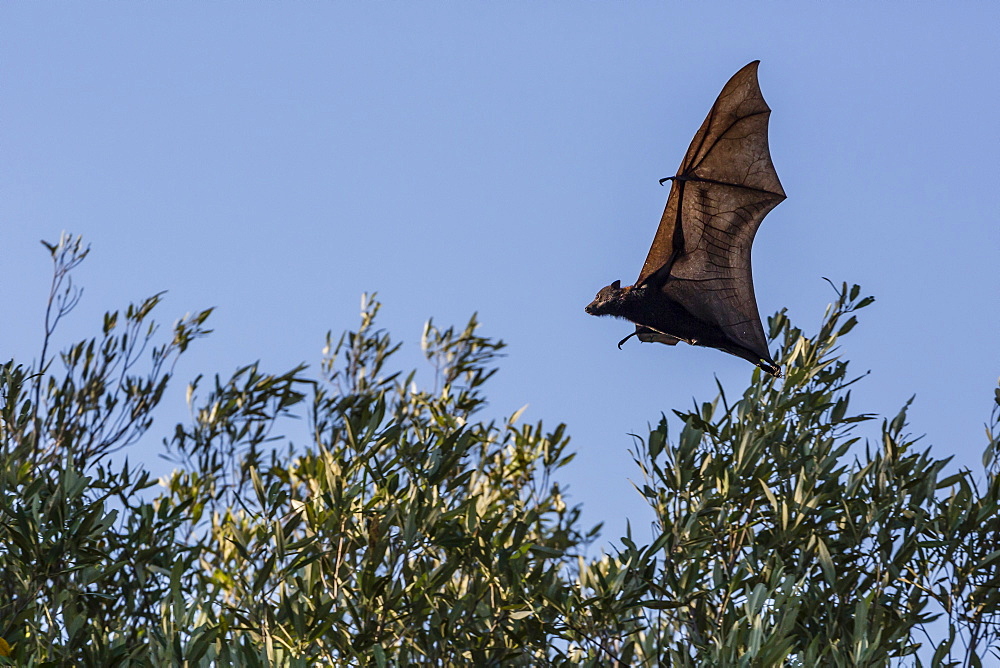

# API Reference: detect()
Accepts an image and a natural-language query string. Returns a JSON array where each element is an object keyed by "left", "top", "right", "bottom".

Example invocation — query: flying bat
[{"left": 585, "top": 61, "right": 785, "bottom": 376}]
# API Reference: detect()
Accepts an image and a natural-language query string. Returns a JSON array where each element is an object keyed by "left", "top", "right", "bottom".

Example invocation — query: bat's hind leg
[{"left": 617, "top": 331, "right": 638, "bottom": 349}]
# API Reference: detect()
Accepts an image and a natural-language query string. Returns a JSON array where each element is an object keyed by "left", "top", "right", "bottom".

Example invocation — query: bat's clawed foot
[
  {"left": 758, "top": 361, "right": 782, "bottom": 378},
  {"left": 617, "top": 332, "right": 637, "bottom": 349}
]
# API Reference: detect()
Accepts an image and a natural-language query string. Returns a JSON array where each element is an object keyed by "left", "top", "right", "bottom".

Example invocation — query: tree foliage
[{"left": 1, "top": 235, "right": 998, "bottom": 666}]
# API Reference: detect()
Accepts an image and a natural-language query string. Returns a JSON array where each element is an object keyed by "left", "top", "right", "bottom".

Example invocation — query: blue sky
[{"left": 3, "top": 4, "right": 998, "bottom": 543}]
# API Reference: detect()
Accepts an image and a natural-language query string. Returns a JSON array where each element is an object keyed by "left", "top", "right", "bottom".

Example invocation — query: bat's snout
[{"left": 586, "top": 280, "right": 624, "bottom": 316}]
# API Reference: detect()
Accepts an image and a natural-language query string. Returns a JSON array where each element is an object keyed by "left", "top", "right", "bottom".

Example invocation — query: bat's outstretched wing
[{"left": 637, "top": 61, "right": 785, "bottom": 363}]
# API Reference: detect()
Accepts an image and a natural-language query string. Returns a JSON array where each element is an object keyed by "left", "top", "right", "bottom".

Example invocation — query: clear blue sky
[{"left": 3, "top": 4, "right": 998, "bottom": 543}]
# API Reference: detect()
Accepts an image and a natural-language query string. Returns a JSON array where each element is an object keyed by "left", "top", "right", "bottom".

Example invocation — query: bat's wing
[{"left": 636, "top": 61, "right": 785, "bottom": 361}]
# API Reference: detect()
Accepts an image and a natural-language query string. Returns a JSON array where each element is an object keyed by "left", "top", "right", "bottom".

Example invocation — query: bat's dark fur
[{"left": 586, "top": 61, "right": 785, "bottom": 377}]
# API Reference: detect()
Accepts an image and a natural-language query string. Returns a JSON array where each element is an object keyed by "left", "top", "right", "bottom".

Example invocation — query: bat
[{"left": 585, "top": 61, "right": 785, "bottom": 377}]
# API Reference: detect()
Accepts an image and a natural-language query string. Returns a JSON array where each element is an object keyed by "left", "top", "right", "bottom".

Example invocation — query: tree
[
  {"left": 0, "top": 235, "right": 997, "bottom": 665},
  {"left": 621, "top": 287, "right": 1000, "bottom": 666}
]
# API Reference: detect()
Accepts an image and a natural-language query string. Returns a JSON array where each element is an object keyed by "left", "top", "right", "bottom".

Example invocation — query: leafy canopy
[{"left": 0, "top": 235, "right": 998, "bottom": 666}]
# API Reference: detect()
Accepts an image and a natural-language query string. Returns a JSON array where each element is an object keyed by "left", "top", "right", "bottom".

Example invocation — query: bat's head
[{"left": 585, "top": 280, "right": 627, "bottom": 317}]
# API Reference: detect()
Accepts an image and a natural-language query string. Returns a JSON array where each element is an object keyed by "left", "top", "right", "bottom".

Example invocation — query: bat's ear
[{"left": 611, "top": 280, "right": 621, "bottom": 289}]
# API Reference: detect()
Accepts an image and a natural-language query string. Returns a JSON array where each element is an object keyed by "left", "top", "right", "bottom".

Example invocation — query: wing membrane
[{"left": 636, "top": 61, "right": 784, "bottom": 360}]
